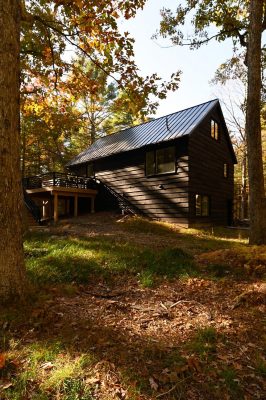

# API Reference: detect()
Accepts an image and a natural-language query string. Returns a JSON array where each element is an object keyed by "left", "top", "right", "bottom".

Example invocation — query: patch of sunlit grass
[
  {"left": 117, "top": 216, "right": 181, "bottom": 236},
  {"left": 24, "top": 233, "right": 199, "bottom": 286},
  {"left": 1, "top": 340, "right": 95, "bottom": 400},
  {"left": 42, "top": 355, "right": 84, "bottom": 389},
  {"left": 119, "top": 216, "right": 249, "bottom": 243}
]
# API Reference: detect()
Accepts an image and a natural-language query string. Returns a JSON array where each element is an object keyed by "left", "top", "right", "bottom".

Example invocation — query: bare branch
[
  {"left": 46, "top": 28, "right": 58, "bottom": 90},
  {"left": 153, "top": 28, "right": 246, "bottom": 49}
]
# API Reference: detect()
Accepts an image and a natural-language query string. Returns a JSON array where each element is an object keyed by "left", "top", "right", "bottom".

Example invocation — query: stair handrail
[
  {"left": 94, "top": 178, "right": 143, "bottom": 216},
  {"left": 23, "top": 188, "right": 42, "bottom": 223}
]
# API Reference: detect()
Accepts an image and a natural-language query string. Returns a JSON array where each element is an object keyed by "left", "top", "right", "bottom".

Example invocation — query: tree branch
[
  {"left": 154, "top": 28, "right": 246, "bottom": 49},
  {"left": 262, "top": 2, "right": 266, "bottom": 32},
  {"left": 27, "top": 14, "right": 121, "bottom": 89},
  {"left": 46, "top": 28, "right": 59, "bottom": 90}
]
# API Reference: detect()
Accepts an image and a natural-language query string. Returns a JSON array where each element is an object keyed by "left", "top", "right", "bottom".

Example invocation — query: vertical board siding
[{"left": 188, "top": 106, "right": 235, "bottom": 226}]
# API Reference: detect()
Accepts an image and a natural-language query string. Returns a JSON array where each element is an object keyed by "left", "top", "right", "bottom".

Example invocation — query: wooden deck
[{"left": 23, "top": 172, "right": 98, "bottom": 222}]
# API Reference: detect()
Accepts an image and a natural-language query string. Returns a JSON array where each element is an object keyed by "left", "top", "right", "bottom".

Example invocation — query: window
[
  {"left": 195, "top": 194, "right": 210, "bottom": 217},
  {"left": 156, "top": 147, "right": 176, "bottom": 174},
  {"left": 211, "top": 119, "right": 219, "bottom": 140},
  {"left": 146, "top": 146, "right": 176, "bottom": 176},
  {"left": 146, "top": 151, "right": 155, "bottom": 176},
  {"left": 223, "top": 163, "right": 229, "bottom": 178},
  {"left": 86, "top": 163, "right": 94, "bottom": 177}
]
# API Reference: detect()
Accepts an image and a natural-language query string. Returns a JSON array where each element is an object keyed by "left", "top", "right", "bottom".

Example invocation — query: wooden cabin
[{"left": 66, "top": 99, "right": 237, "bottom": 227}]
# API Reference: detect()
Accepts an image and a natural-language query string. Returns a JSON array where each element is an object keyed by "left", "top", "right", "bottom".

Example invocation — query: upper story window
[
  {"left": 146, "top": 146, "right": 176, "bottom": 176},
  {"left": 223, "top": 163, "right": 229, "bottom": 178},
  {"left": 146, "top": 151, "right": 155, "bottom": 176},
  {"left": 86, "top": 163, "right": 94, "bottom": 177},
  {"left": 195, "top": 194, "right": 210, "bottom": 217},
  {"left": 211, "top": 119, "right": 219, "bottom": 141}
]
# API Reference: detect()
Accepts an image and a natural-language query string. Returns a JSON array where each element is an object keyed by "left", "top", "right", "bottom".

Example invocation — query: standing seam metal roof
[{"left": 67, "top": 99, "right": 219, "bottom": 166}]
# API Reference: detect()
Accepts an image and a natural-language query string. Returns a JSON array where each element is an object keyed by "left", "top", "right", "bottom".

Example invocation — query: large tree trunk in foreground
[
  {"left": 246, "top": 0, "right": 266, "bottom": 244},
  {"left": 0, "top": 0, "right": 27, "bottom": 302}
]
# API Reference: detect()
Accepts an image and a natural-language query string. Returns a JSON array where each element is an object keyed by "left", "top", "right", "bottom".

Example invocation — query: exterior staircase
[
  {"left": 23, "top": 188, "right": 42, "bottom": 225},
  {"left": 22, "top": 172, "right": 143, "bottom": 223},
  {"left": 96, "top": 179, "right": 144, "bottom": 216}
]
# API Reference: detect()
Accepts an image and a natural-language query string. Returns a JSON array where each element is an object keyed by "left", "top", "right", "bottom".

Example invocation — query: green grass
[
  {"left": 1, "top": 340, "right": 96, "bottom": 400},
  {"left": 1, "top": 219, "right": 264, "bottom": 400},
  {"left": 24, "top": 233, "right": 197, "bottom": 287},
  {"left": 60, "top": 378, "right": 94, "bottom": 400},
  {"left": 119, "top": 216, "right": 180, "bottom": 235},
  {"left": 254, "top": 357, "right": 266, "bottom": 376},
  {"left": 219, "top": 367, "right": 241, "bottom": 395},
  {"left": 23, "top": 217, "right": 259, "bottom": 289},
  {"left": 187, "top": 327, "right": 217, "bottom": 360}
]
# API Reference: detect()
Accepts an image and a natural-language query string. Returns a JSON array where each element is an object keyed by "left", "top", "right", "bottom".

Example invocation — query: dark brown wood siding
[
  {"left": 70, "top": 137, "right": 190, "bottom": 225},
  {"left": 188, "top": 106, "right": 235, "bottom": 226}
]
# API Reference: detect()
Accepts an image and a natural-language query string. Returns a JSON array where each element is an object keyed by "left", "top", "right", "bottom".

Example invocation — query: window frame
[
  {"left": 195, "top": 194, "right": 210, "bottom": 217},
  {"left": 145, "top": 150, "right": 155, "bottom": 177},
  {"left": 86, "top": 163, "right": 94, "bottom": 177},
  {"left": 211, "top": 119, "right": 220, "bottom": 141},
  {"left": 145, "top": 145, "right": 176, "bottom": 177},
  {"left": 223, "top": 162, "right": 229, "bottom": 178}
]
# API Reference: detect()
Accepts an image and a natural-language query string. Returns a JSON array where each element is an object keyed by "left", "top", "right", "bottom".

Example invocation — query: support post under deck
[
  {"left": 54, "top": 193, "right": 58, "bottom": 223},
  {"left": 74, "top": 194, "right": 78, "bottom": 217}
]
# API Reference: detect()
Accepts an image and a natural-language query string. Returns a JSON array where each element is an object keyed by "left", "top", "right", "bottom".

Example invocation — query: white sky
[{"left": 120, "top": 0, "right": 235, "bottom": 117}]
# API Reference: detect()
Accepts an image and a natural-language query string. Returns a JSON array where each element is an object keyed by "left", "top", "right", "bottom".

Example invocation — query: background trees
[
  {"left": 21, "top": 57, "right": 149, "bottom": 176},
  {"left": 19, "top": 0, "right": 181, "bottom": 176},
  {"left": 1, "top": 0, "right": 180, "bottom": 303},
  {"left": 156, "top": 0, "right": 266, "bottom": 244}
]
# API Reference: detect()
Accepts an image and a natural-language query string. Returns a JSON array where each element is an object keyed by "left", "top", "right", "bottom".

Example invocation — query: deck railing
[{"left": 22, "top": 172, "right": 97, "bottom": 190}]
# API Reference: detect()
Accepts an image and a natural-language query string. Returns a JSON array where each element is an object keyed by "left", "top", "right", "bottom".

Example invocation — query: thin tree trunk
[
  {"left": 21, "top": 117, "right": 26, "bottom": 178},
  {"left": 0, "top": 0, "right": 27, "bottom": 302},
  {"left": 246, "top": 0, "right": 266, "bottom": 244},
  {"left": 241, "top": 148, "right": 248, "bottom": 219}
]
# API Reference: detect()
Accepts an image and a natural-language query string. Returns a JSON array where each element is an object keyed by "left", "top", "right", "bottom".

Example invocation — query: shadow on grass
[
  {"left": 24, "top": 229, "right": 254, "bottom": 288},
  {"left": 25, "top": 232, "right": 199, "bottom": 286}
]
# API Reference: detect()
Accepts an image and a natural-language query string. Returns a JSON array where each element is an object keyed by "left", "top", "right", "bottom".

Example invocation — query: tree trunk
[
  {"left": 0, "top": 0, "right": 28, "bottom": 302},
  {"left": 246, "top": 0, "right": 266, "bottom": 244}
]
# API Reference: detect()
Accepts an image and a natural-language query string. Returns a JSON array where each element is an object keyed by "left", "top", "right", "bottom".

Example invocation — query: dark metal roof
[{"left": 67, "top": 99, "right": 219, "bottom": 166}]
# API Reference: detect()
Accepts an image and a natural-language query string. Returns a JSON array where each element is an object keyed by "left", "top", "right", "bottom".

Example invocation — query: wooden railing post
[
  {"left": 74, "top": 194, "right": 78, "bottom": 217},
  {"left": 91, "top": 197, "right": 95, "bottom": 213},
  {"left": 54, "top": 193, "right": 58, "bottom": 223}
]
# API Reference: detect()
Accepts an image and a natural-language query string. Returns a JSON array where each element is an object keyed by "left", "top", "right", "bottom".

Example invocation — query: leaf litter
[{"left": 1, "top": 215, "right": 266, "bottom": 399}]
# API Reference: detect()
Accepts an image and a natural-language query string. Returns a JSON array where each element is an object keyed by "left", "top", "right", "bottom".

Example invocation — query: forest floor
[{"left": 0, "top": 213, "right": 266, "bottom": 400}]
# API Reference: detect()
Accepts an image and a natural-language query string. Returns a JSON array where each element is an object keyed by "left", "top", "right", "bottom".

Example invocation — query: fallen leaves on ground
[{"left": 1, "top": 216, "right": 266, "bottom": 399}]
